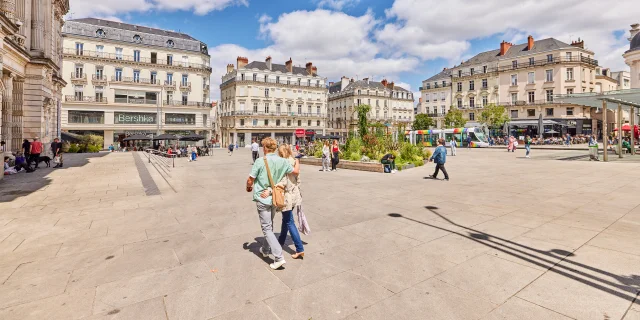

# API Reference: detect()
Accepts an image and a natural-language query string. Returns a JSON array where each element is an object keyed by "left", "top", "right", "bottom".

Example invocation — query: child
[{"left": 429, "top": 138, "right": 449, "bottom": 181}]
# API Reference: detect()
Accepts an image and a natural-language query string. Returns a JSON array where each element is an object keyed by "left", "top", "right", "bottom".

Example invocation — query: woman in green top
[{"left": 524, "top": 135, "right": 532, "bottom": 158}]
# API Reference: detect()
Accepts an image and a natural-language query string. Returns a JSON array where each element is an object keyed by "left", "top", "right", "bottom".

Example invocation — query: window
[
  {"left": 566, "top": 68, "right": 574, "bottom": 80},
  {"left": 528, "top": 91, "right": 535, "bottom": 103},
  {"left": 442, "top": 80, "right": 447, "bottom": 86},
  {"left": 469, "top": 97, "right": 475, "bottom": 108},
  {"left": 74, "top": 64, "right": 83, "bottom": 78},
  {"left": 287, "top": 104, "right": 292, "bottom": 114},
  {"left": 151, "top": 52, "right": 157, "bottom": 64},
  {"left": 298, "top": 105, "right": 302, "bottom": 114},
  {"left": 425, "top": 93, "right": 430, "bottom": 102},
  {"left": 441, "top": 106, "right": 445, "bottom": 114},
  {"left": 457, "top": 82, "right": 462, "bottom": 92},
  {"left": 317, "top": 120, "right": 321, "bottom": 126},
  {"left": 566, "top": 52, "right": 572, "bottom": 60},
  {"left": 75, "top": 42, "right": 84, "bottom": 55},
  {"left": 547, "top": 54, "right": 553, "bottom": 62},
  {"left": 307, "top": 106, "right": 312, "bottom": 114},
  {"left": 458, "top": 70, "right": 462, "bottom": 77},
  {"left": 264, "top": 88, "right": 269, "bottom": 97},
  {"left": 275, "top": 119, "right": 281, "bottom": 126},
  {"left": 482, "top": 79, "right": 488, "bottom": 89},
  {"left": 527, "top": 109, "right": 535, "bottom": 117},
  {"left": 567, "top": 88, "right": 574, "bottom": 94},
  {"left": 182, "top": 75, "right": 188, "bottom": 86},
  {"left": 297, "top": 78, "right": 301, "bottom": 85},
  {"left": 529, "top": 57, "right": 534, "bottom": 66},
  {"left": 469, "top": 112, "right": 475, "bottom": 120},
  {"left": 252, "top": 119, "right": 258, "bottom": 126},
  {"left": 95, "top": 67, "right": 104, "bottom": 80},
  {"left": 166, "top": 40, "right": 174, "bottom": 48},
  {"left": 528, "top": 72, "right": 535, "bottom": 84},
  {"left": 181, "top": 93, "right": 188, "bottom": 105},
  {"left": 167, "top": 55, "right": 173, "bottom": 65},
  {"left": 74, "top": 85, "right": 84, "bottom": 100},
  {"left": 510, "top": 110, "right": 518, "bottom": 118},
  {"left": 264, "top": 120, "right": 269, "bottom": 126},
  {"left": 512, "top": 60, "right": 518, "bottom": 69},
  {"left": 441, "top": 92, "right": 446, "bottom": 101},
  {"left": 307, "top": 80, "right": 311, "bottom": 86},
  {"left": 148, "top": 71, "right": 156, "bottom": 84},
  {"left": 96, "top": 29, "right": 106, "bottom": 38},
  {"left": 483, "top": 66, "right": 487, "bottom": 73},
  {"left": 240, "top": 119, "right": 245, "bottom": 126},
  {"left": 166, "top": 91, "right": 173, "bottom": 102},
  {"left": 511, "top": 74, "right": 517, "bottom": 86},
  {"left": 96, "top": 45, "right": 104, "bottom": 57},
  {"left": 511, "top": 93, "right": 517, "bottom": 104},
  {"left": 276, "top": 103, "right": 281, "bottom": 114},
  {"left": 133, "top": 70, "right": 140, "bottom": 83},
  {"left": 482, "top": 96, "right": 488, "bottom": 106},
  {"left": 298, "top": 120, "right": 302, "bottom": 126},
  {"left": 287, "top": 120, "right": 292, "bottom": 126},
  {"left": 133, "top": 34, "right": 142, "bottom": 43},
  {"left": 546, "top": 89, "right": 554, "bottom": 102},
  {"left": 68, "top": 111, "right": 104, "bottom": 124},
  {"left": 457, "top": 98, "right": 462, "bottom": 108},
  {"left": 115, "top": 68, "right": 122, "bottom": 81},
  {"left": 265, "top": 103, "right": 270, "bottom": 113},
  {"left": 470, "top": 68, "right": 475, "bottom": 75},
  {"left": 566, "top": 107, "right": 574, "bottom": 116},
  {"left": 133, "top": 50, "right": 140, "bottom": 62},
  {"left": 166, "top": 73, "right": 173, "bottom": 84},
  {"left": 546, "top": 108, "right": 554, "bottom": 116},
  {"left": 307, "top": 120, "right": 312, "bottom": 126},
  {"left": 95, "top": 86, "right": 104, "bottom": 101},
  {"left": 546, "top": 70, "right": 553, "bottom": 82},
  {"left": 275, "top": 76, "right": 280, "bottom": 84},
  {"left": 253, "top": 103, "right": 258, "bottom": 113},
  {"left": 469, "top": 80, "right": 474, "bottom": 90},
  {"left": 317, "top": 106, "right": 321, "bottom": 115}
]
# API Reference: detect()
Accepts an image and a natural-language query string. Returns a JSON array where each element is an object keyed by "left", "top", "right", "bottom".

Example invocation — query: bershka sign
[{"left": 115, "top": 112, "right": 156, "bottom": 124}]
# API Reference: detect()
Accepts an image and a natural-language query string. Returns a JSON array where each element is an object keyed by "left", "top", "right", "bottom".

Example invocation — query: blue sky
[{"left": 70, "top": 0, "right": 637, "bottom": 101}]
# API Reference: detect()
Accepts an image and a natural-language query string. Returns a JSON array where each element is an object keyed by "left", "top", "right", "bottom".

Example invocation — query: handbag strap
[{"left": 263, "top": 156, "right": 276, "bottom": 191}]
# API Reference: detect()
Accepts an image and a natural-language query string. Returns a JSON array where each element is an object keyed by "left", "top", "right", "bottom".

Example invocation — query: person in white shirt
[
  {"left": 251, "top": 139, "right": 260, "bottom": 164},
  {"left": 450, "top": 137, "right": 457, "bottom": 156}
]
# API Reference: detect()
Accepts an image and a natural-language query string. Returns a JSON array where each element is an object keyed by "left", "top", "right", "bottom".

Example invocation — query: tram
[{"left": 405, "top": 127, "right": 490, "bottom": 148}]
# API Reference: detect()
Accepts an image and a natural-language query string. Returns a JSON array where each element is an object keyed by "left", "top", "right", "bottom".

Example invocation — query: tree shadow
[{"left": 387, "top": 206, "right": 640, "bottom": 302}]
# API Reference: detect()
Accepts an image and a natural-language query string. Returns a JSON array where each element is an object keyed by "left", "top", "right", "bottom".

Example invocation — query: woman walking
[
  {"left": 524, "top": 135, "right": 532, "bottom": 158},
  {"left": 330, "top": 139, "right": 342, "bottom": 171},
  {"left": 321, "top": 140, "right": 331, "bottom": 172},
  {"left": 508, "top": 135, "right": 515, "bottom": 152},
  {"left": 272, "top": 144, "right": 305, "bottom": 258}
]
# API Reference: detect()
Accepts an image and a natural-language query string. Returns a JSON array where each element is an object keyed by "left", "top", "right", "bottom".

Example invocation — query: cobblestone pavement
[{"left": 1, "top": 148, "right": 639, "bottom": 320}]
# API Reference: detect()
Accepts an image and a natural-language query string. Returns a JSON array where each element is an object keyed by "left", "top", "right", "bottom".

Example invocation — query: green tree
[
  {"left": 443, "top": 108, "right": 467, "bottom": 128},
  {"left": 356, "top": 104, "right": 371, "bottom": 138},
  {"left": 412, "top": 114, "right": 435, "bottom": 130},
  {"left": 479, "top": 104, "right": 510, "bottom": 129}
]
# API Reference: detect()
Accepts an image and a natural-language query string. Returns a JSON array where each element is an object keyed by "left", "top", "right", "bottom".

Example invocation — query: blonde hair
[
  {"left": 324, "top": 140, "right": 329, "bottom": 147},
  {"left": 261, "top": 137, "right": 278, "bottom": 153},
  {"left": 278, "top": 144, "right": 292, "bottom": 158}
]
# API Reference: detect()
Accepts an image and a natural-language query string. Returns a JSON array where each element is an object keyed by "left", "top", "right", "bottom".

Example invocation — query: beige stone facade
[
  {"left": 420, "top": 68, "right": 452, "bottom": 128},
  {"left": 219, "top": 57, "right": 327, "bottom": 146},
  {"left": 0, "top": 0, "right": 69, "bottom": 157},
  {"left": 60, "top": 19, "right": 212, "bottom": 149},
  {"left": 327, "top": 77, "right": 414, "bottom": 138}
]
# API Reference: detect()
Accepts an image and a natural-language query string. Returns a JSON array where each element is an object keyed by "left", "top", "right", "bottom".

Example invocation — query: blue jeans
[
  {"left": 279, "top": 210, "right": 304, "bottom": 253},
  {"left": 191, "top": 152, "right": 196, "bottom": 160},
  {"left": 525, "top": 145, "right": 530, "bottom": 156}
]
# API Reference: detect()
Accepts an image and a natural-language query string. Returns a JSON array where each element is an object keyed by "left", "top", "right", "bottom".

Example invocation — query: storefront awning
[
  {"left": 555, "top": 89, "right": 640, "bottom": 110},
  {"left": 508, "top": 119, "right": 567, "bottom": 126}
]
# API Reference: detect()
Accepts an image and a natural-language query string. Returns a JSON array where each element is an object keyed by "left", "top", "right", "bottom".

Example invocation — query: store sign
[
  {"left": 114, "top": 112, "right": 156, "bottom": 124},
  {"left": 305, "top": 130, "right": 315, "bottom": 136},
  {"left": 295, "top": 128, "right": 305, "bottom": 137}
]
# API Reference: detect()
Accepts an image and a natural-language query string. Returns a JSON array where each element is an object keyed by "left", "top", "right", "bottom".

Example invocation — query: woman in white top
[
  {"left": 321, "top": 140, "right": 331, "bottom": 171},
  {"left": 276, "top": 144, "right": 304, "bottom": 258}
]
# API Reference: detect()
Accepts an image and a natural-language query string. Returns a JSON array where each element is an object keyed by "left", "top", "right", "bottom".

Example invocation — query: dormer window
[
  {"left": 133, "top": 35, "right": 142, "bottom": 43},
  {"left": 96, "top": 29, "right": 106, "bottom": 38},
  {"left": 166, "top": 39, "right": 175, "bottom": 48}
]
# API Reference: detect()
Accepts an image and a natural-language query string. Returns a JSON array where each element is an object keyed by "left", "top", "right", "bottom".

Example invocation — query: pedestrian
[
  {"left": 270, "top": 144, "right": 305, "bottom": 259},
  {"left": 381, "top": 153, "right": 397, "bottom": 173},
  {"left": 466, "top": 135, "right": 471, "bottom": 148},
  {"left": 228, "top": 143, "right": 234, "bottom": 155},
  {"left": 0, "top": 140, "right": 5, "bottom": 153},
  {"left": 524, "top": 135, "right": 532, "bottom": 158},
  {"left": 246, "top": 137, "right": 300, "bottom": 270},
  {"left": 429, "top": 138, "right": 449, "bottom": 181},
  {"left": 51, "top": 138, "right": 63, "bottom": 168},
  {"left": 29, "top": 137, "right": 43, "bottom": 168},
  {"left": 191, "top": 145, "right": 197, "bottom": 161},
  {"left": 507, "top": 135, "right": 514, "bottom": 152},
  {"left": 450, "top": 137, "right": 457, "bottom": 156},
  {"left": 321, "top": 140, "right": 330, "bottom": 172},
  {"left": 251, "top": 139, "right": 260, "bottom": 164},
  {"left": 22, "top": 139, "right": 30, "bottom": 164},
  {"left": 589, "top": 135, "right": 599, "bottom": 161},
  {"left": 330, "top": 139, "right": 342, "bottom": 171}
]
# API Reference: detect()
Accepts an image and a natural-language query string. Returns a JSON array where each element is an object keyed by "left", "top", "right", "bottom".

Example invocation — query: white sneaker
[
  {"left": 270, "top": 259, "right": 286, "bottom": 270},
  {"left": 259, "top": 247, "right": 269, "bottom": 258}
]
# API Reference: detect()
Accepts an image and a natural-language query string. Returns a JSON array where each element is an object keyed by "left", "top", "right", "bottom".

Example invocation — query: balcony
[
  {"left": 70, "top": 73, "right": 87, "bottom": 84},
  {"left": 221, "top": 76, "right": 326, "bottom": 90},
  {"left": 180, "top": 82, "right": 191, "bottom": 91},
  {"left": 163, "top": 81, "right": 176, "bottom": 90},
  {"left": 114, "top": 97, "right": 157, "bottom": 105},
  {"left": 63, "top": 48, "right": 212, "bottom": 72},
  {"left": 499, "top": 99, "right": 569, "bottom": 106},
  {"left": 497, "top": 56, "right": 599, "bottom": 72},
  {"left": 65, "top": 95, "right": 107, "bottom": 103},
  {"left": 164, "top": 100, "right": 211, "bottom": 108},
  {"left": 110, "top": 76, "right": 160, "bottom": 85},
  {"left": 225, "top": 111, "right": 327, "bottom": 118},
  {"left": 92, "top": 74, "right": 107, "bottom": 85},
  {"left": 451, "top": 68, "right": 498, "bottom": 79}
]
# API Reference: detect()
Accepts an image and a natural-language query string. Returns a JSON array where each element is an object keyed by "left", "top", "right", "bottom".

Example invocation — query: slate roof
[
  {"left": 69, "top": 18, "right": 198, "bottom": 41},
  {"left": 242, "top": 61, "right": 320, "bottom": 77},
  {"left": 630, "top": 32, "right": 640, "bottom": 53},
  {"left": 457, "top": 38, "right": 574, "bottom": 68},
  {"left": 424, "top": 68, "right": 452, "bottom": 82},
  {"left": 329, "top": 80, "right": 410, "bottom": 94}
]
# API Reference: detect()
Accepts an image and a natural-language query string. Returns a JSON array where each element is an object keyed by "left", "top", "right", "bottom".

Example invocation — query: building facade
[
  {"left": 327, "top": 77, "right": 414, "bottom": 138},
  {"left": 624, "top": 23, "right": 640, "bottom": 90},
  {"left": 219, "top": 57, "right": 327, "bottom": 147},
  {"left": 60, "top": 18, "right": 212, "bottom": 149},
  {"left": 0, "top": 0, "right": 69, "bottom": 157},
  {"left": 610, "top": 71, "right": 631, "bottom": 90},
  {"left": 420, "top": 68, "right": 452, "bottom": 128}
]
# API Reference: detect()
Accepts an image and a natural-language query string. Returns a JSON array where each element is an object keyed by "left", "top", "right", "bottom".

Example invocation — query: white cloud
[
  {"left": 68, "top": 0, "right": 247, "bottom": 19},
  {"left": 315, "top": 0, "right": 360, "bottom": 10},
  {"left": 382, "top": 0, "right": 637, "bottom": 71}
]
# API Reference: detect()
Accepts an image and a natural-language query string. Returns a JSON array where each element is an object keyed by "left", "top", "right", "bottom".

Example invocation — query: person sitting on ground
[
  {"left": 623, "top": 138, "right": 632, "bottom": 153},
  {"left": 381, "top": 153, "right": 397, "bottom": 173},
  {"left": 4, "top": 156, "right": 18, "bottom": 175}
]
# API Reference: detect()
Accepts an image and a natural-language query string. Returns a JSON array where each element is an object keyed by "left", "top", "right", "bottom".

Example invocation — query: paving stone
[
  {"left": 480, "top": 297, "right": 573, "bottom": 320},
  {"left": 0, "top": 287, "right": 95, "bottom": 320},
  {"left": 0, "top": 272, "right": 71, "bottom": 309},
  {"left": 344, "top": 231, "right": 422, "bottom": 262},
  {"left": 84, "top": 297, "right": 167, "bottom": 320},
  {"left": 209, "top": 302, "right": 279, "bottom": 320},
  {"left": 414, "top": 233, "right": 493, "bottom": 264},
  {"left": 588, "top": 232, "right": 640, "bottom": 256},
  {"left": 484, "top": 235, "right": 575, "bottom": 271},
  {"left": 521, "top": 223, "right": 600, "bottom": 250}
]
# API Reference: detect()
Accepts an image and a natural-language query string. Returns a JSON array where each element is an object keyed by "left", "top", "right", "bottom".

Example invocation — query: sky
[{"left": 69, "top": 0, "right": 639, "bottom": 102}]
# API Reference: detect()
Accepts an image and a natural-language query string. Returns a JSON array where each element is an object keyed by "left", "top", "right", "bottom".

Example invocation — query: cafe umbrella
[
  {"left": 153, "top": 133, "right": 178, "bottom": 140},
  {"left": 123, "top": 134, "right": 152, "bottom": 141},
  {"left": 179, "top": 133, "right": 205, "bottom": 141}
]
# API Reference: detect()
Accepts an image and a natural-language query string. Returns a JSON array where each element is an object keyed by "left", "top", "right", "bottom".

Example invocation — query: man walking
[
  {"left": 429, "top": 138, "right": 449, "bottom": 181},
  {"left": 246, "top": 137, "right": 299, "bottom": 270},
  {"left": 466, "top": 135, "right": 472, "bottom": 149},
  {"left": 51, "top": 138, "right": 63, "bottom": 168},
  {"left": 251, "top": 139, "right": 260, "bottom": 164},
  {"left": 29, "top": 137, "right": 43, "bottom": 168},
  {"left": 450, "top": 137, "right": 457, "bottom": 156}
]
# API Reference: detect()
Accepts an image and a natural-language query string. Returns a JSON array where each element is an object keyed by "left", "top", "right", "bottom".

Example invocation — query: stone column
[
  {"left": 631, "top": 107, "right": 635, "bottom": 155},
  {"left": 603, "top": 101, "right": 608, "bottom": 162},
  {"left": 2, "top": 74, "right": 14, "bottom": 151},
  {"left": 618, "top": 103, "right": 623, "bottom": 159},
  {"left": 12, "top": 78, "right": 23, "bottom": 152},
  {"left": 30, "top": 0, "right": 44, "bottom": 52}
]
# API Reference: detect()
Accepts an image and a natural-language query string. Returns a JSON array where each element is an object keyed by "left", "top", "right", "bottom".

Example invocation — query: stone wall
[{"left": 300, "top": 157, "right": 384, "bottom": 173}]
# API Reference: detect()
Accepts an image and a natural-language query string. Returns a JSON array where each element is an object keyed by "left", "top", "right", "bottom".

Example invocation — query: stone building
[
  {"left": 0, "top": 0, "right": 69, "bottom": 156},
  {"left": 624, "top": 23, "right": 640, "bottom": 89},
  {"left": 420, "top": 68, "right": 452, "bottom": 128},
  {"left": 60, "top": 18, "right": 212, "bottom": 149},
  {"left": 219, "top": 57, "right": 327, "bottom": 147},
  {"left": 327, "top": 77, "right": 414, "bottom": 139}
]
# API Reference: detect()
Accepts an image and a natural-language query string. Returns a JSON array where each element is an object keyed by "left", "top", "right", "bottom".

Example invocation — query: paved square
[{"left": 1, "top": 148, "right": 639, "bottom": 319}]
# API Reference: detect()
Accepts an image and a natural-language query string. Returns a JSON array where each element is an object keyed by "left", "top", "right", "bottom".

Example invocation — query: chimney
[
  {"left": 350, "top": 78, "right": 354, "bottom": 83},
  {"left": 265, "top": 56, "right": 272, "bottom": 70},
  {"left": 236, "top": 56, "right": 248, "bottom": 69},
  {"left": 389, "top": 81, "right": 395, "bottom": 90},
  {"left": 285, "top": 58, "right": 293, "bottom": 73},
  {"left": 312, "top": 66, "right": 317, "bottom": 76},
  {"left": 226, "top": 64, "right": 234, "bottom": 74},
  {"left": 381, "top": 79, "right": 388, "bottom": 87},
  {"left": 362, "top": 77, "right": 368, "bottom": 83},
  {"left": 341, "top": 76, "right": 349, "bottom": 90},
  {"left": 629, "top": 23, "right": 640, "bottom": 41},
  {"left": 419, "top": 97, "right": 423, "bottom": 104},
  {"left": 571, "top": 38, "right": 584, "bottom": 49},
  {"left": 442, "top": 67, "right": 447, "bottom": 71},
  {"left": 527, "top": 35, "right": 534, "bottom": 51},
  {"left": 499, "top": 41, "right": 512, "bottom": 56},
  {"left": 306, "top": 62, "right": 313, "bottom": 75}
]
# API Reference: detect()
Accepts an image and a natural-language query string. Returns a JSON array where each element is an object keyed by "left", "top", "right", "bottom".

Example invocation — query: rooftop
[{"left": 242, "top": 61, "right": 319, "bottom": 77}]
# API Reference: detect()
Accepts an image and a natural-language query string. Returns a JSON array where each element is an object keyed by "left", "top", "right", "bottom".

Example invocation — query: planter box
[{"left": 299, "top": 157, "right": 384, "bottom": 173}]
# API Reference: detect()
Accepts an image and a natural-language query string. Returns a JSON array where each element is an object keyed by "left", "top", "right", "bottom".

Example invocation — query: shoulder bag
[{"left": 264, "top": 157, "right": 286, "bottom": 209}]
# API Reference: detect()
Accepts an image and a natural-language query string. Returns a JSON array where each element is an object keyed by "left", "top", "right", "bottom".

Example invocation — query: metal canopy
[
  {"left": 555, "top": 89, "right": 640, "bottom": 109},
  {"left": 508, "top": 119, "right": 567, "bottom": 126}
]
